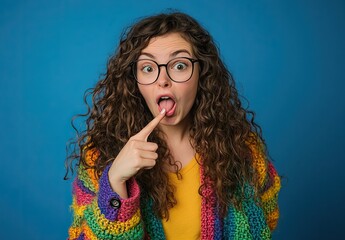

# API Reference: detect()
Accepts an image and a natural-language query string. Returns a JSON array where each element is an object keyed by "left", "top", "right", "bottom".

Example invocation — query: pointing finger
[{"left": 133, "top": 108, "right": 166, "bottom": 141}]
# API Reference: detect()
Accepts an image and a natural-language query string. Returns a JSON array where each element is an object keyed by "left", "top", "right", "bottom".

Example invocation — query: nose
[{"left": 156, "top": 65, "right": 172, "bottom": 88}]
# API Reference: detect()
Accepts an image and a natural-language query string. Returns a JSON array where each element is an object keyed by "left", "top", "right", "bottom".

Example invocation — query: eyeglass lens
[{"left": 134, "top": 57, "right": 195, "bottom": 84}]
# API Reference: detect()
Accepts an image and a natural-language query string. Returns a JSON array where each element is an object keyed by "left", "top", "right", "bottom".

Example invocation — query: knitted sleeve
[
  {"left": 250, "top": 141, "right": 281, "bottom": 231},
  {"left": 67, "top": 148, "right": 145, "bottom": 239}
]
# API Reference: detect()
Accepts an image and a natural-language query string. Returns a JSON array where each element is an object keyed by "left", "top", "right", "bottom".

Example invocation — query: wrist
[{"left": 108, "top": 171, "right": 128, "bottom": 199}]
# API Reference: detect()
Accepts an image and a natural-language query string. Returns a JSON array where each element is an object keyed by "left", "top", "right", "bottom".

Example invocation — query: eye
[
  {"left": 137, "top": 60, "right": 156, "bottom": 73},
  {"left": 142, "top": 65, "right": 154, "bottom": 73},
  {"left": 172, "top": 61, "right": 189, "bottom": 71}
]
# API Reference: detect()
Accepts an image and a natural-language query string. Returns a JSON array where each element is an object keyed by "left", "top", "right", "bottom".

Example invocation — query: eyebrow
[{"left": 139, "top": 49, "right": 192, "bottom": 59}]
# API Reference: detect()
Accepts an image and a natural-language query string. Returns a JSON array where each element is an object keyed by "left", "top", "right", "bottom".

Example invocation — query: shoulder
[
  {"left": 247, "top": 136, "right": 269, "bottom": 187},
  {"left": 83, "top": 147, "right": 100, "bottom": 167},
  {"left": 76, "top": 147, "right": 101, "bottom": 192},
  {"left": 246, "top": 134, "right": 281, "bottom": 196}
]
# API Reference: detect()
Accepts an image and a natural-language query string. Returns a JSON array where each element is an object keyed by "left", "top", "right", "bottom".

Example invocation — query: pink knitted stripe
[
  {"left": 263, "top": 162, "right": 278, "bottom": 190},
  {"left": 200, "top": 167, "right": 216, "bottom": 240},
  {"left": 117, "top": 178, "right": 141, "bottom": 222},
  {"left": 268, "top": 162, "right": 277, "bottom": 176},
  {"left": 74, "top": 180, "right": 94, "bottom": 205}
]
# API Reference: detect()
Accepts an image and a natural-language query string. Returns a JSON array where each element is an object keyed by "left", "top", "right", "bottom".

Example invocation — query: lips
[{"left": 156, "top": 94, "right": 176, "bottom": 117}]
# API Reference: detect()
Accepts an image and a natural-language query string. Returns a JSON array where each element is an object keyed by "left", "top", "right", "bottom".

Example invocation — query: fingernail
[{"left": 160, "top": 108, "right": 166, "bottom": 114}]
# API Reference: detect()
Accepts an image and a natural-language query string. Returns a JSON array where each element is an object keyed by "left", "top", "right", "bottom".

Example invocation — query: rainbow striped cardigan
[{"left": 68, "top": 143, "right": 281, "bottom": 239}]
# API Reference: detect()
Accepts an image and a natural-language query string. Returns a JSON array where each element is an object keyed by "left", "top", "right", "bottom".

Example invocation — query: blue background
[{"left": 1, "top": 0, "right": 344, "bottom": 239}]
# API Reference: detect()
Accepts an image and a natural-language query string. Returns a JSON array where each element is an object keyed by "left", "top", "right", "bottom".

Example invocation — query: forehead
[{"left": 140, "top": 32, "right": 194, "bottom": 59}]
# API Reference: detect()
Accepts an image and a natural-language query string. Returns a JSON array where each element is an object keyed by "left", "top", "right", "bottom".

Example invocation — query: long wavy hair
[{"left": 65, "top": 11, "right": 267, "bottom": 218}]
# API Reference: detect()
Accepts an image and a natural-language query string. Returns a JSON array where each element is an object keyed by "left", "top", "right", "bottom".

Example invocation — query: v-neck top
[{"left": 162, "top": 154, "right": 201, "bottom": 239}]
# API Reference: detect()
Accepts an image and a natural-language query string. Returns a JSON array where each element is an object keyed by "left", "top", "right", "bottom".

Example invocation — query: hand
[{"left": 108, "top": 109, "right": 166, "bottom": 198}]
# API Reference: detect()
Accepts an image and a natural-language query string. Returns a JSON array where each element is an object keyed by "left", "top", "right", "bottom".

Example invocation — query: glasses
[{"left": 131, "top": 57, "right": 199, "bottom": 85}]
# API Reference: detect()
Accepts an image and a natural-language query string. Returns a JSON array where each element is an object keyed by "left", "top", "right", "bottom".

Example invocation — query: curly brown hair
[{"left": 65, "top": 11, "right": 267, "bottom": 218}]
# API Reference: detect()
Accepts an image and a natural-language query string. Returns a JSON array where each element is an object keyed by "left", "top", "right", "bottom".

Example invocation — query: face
[{"left": 137, "top": 32, "right": 199, "bottom": 127}]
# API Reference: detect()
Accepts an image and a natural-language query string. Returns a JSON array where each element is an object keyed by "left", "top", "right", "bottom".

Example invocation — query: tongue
[{"left": 159, "top": 99, "right": 175, "bottom": 112}]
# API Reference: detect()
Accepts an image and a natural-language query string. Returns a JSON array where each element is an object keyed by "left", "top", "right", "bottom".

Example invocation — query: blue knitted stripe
[
  {"left": 223, "top": 206, "right": 236, "bottom": 239},
  {"left": 140, "top": 197, "right": 166, "bottom": 240},
  {"left": 213, "top": 205, "right": 223, "bottom": 240},
  {"left": 242, "top": 185, "right": 271, "bottom": 239},
  {"left": 243, "top": 199, "right": 271, "bottom": 239}
]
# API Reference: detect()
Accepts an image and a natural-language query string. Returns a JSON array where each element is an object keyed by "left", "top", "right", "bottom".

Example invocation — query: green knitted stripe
[
  {"left": 232, "top": 206, "right": 252, "bottom": 240},
  {"left": 77, "top": 165, "right": 97, "bottom": 193},
  {"left": 260, "top": 226, "right": 272, "bottom": 239},
  {"left": 262, "top": 194, "right": 278, "bottom": 214},
  {"left": 71, "top": 213, "right": 83, "bottom": 228},
  {"left": 83, "top": 204, "right": 144, "bottom": 239}
]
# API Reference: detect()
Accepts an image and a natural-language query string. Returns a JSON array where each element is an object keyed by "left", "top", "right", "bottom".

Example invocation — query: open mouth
[{"left": 157, "top": 96, "right": 176, "bottom": 116}]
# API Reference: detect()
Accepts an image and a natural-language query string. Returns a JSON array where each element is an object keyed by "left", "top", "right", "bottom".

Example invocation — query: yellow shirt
[{"left": 162, "top": 155, "right": 201, "bottom": 240}]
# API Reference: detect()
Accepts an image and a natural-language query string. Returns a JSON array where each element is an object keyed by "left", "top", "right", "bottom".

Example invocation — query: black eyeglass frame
[{"left": 131, "top": 57, "right": 199, "bottom": 85}]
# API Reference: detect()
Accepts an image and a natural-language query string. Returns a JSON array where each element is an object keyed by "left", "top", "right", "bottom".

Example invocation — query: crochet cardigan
[{"left": 68, "top": 143, "right": 281, "bottom": 240}]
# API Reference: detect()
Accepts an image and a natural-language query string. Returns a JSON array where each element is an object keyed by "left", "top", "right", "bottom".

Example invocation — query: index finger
[{"left": 133, "top": 108, "right": 166, "bottom": 141}]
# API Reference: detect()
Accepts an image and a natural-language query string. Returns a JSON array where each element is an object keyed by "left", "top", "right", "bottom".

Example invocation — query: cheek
[
  {"left": 138, "top": 86, "right": 155, "bottom": 111},
  {"left": 138, "top": 86, "right": 149, "bottom": 101},
  {"left": 184, "top": 80, "right": 199, "bottom": 106}
]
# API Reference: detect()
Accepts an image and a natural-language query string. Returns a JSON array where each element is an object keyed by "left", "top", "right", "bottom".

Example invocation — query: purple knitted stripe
[
  {"left": 97, "top": 164, "right": 120, "bottom": 221},
  {"left": 76, "top": 233, "right": 85, "bottom": 240},
  {"left": 76, "top": 178, "right": 96, "bottom": 196}
]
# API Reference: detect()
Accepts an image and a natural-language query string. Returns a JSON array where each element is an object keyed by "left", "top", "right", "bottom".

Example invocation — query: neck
[
  {"left": 158, "top": 116, "right": 191, "bottom": 144},
  {"left": 158, "top": 115, "right": 196, "bottom": 167}
]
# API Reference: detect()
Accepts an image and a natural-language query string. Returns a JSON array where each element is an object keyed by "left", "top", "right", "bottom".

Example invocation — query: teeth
[{"left": 158, "top": 96, "right": 171, "bottom": 104}]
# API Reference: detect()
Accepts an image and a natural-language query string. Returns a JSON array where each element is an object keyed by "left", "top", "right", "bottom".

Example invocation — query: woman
[{"left": 66, "top": 11, "right": 281, "bottom": 239}]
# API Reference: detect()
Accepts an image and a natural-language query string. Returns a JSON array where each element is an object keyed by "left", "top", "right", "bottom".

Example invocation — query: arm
[
  {"left": 68, "top": 149, "right": 144, "bottom": 239},
  {"left": 68, "top": 111, "right": 166, "bottom": 239},
  {"left": 250, "top": 140, "right": 281, "bottom": 231}
]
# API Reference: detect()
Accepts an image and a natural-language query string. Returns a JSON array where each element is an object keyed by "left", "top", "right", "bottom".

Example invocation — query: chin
[{"left": 161, "top": 116, "right": 179, "bottom": 125}]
